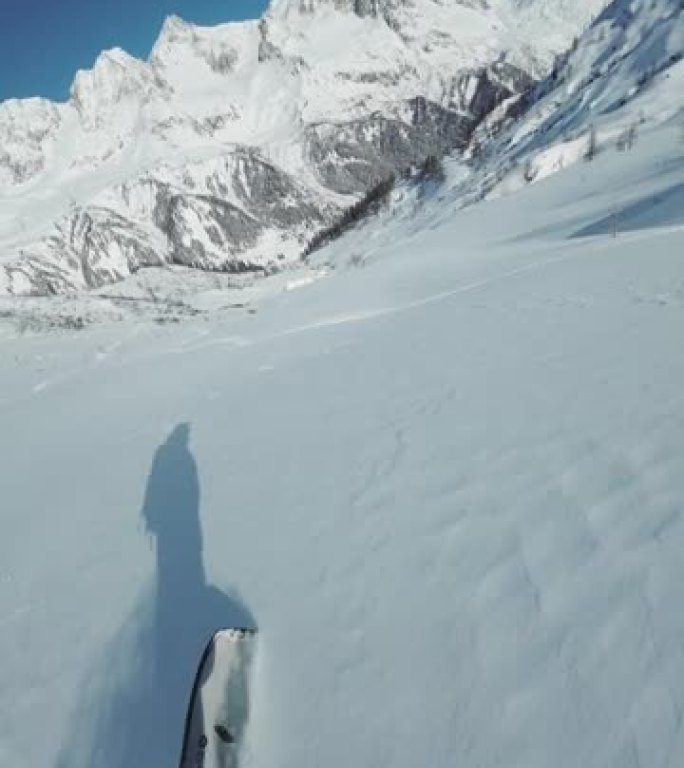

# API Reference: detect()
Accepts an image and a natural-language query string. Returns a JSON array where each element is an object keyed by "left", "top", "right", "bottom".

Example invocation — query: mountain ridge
[{"left": 0, "top": 0, "right": 610, "bottom": 295}]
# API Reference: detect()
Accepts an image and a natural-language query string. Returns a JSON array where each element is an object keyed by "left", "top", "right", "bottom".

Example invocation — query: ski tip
[{"left": 215, "top": 627, "right": 257, "bottom": 642}]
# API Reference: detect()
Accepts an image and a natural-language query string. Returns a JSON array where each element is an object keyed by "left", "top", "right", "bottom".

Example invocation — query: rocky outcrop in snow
[{"left": 0, "top": 98, "right": 62, "bottom": 185}]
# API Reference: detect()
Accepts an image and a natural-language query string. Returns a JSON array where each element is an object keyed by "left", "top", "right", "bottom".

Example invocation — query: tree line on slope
[{"left": 302, "top": 154, "right": 445, "bottom": 258}]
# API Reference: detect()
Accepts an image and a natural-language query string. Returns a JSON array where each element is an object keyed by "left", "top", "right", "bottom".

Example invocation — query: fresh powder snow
[{"left": 1, "top": 106, "right": 684, "bottom": 768}]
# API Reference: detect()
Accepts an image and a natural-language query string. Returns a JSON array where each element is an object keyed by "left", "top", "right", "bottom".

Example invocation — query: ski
[{"left": 178, "top": 628, "right": 257, "bottom": 768}]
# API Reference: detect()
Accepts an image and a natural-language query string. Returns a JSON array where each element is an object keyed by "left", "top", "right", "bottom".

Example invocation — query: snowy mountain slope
[
  {"left": 0, "top": 114, "right": 683, "bottom": 768},
  {"left": 468, "top": 0, "right": 683, "bottom": 199},
  {"left": 492, "top": 0, "right": 611, "bottom": 56},
  {"left": 0, "top": 0, "right": 608, "bottom": 295}
]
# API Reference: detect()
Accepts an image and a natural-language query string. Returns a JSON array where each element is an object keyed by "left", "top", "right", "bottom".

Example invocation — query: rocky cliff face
[{"left": 0, "top": 0, "right": 607, "bottom": 295}]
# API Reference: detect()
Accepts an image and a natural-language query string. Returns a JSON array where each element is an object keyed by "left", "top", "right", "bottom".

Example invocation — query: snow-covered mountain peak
[
  {"left": 267, "top": 0, "right": 488, "bottom": 20},
  {"left": 70, "top": 47, "right": 161, "bottom": 128},
  {"left": 0, "top": 95, "right": 60, "bottom": 126},
  {"left": 149, "top": 15, "right": 197, "bottom": 65},
  {"left": 157, "top": 14, "right": 194, "bottom": 40},
  {"left": 266, "top": 0, "right": 383, "bottom": 19},
  {"left": 72, "top": 46, "right": 151, "bottom": 87},
  {"left": 149, "top": 13, "right": 258, "bottom": 81}
]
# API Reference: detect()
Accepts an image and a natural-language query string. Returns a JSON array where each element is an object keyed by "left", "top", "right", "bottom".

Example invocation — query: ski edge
[{"left": 178, "top": 627, "right": 258, "bottom": 768}]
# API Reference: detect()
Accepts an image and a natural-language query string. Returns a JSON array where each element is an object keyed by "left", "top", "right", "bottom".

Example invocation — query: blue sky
[{"left": 0, "top": 0, "right": 269, "bottom": 103}]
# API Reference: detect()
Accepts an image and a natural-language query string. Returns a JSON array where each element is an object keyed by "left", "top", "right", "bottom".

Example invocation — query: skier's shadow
[{"left": 58, "top": 423, "right": 255, "bottom": 768}]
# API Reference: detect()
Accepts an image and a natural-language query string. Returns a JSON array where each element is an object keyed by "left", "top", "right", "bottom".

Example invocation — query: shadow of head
[{"left": 142, "top": 422, "right": 199, "bottom": 540}]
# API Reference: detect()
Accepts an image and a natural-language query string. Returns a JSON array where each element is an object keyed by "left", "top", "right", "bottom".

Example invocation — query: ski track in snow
[{"left": 8, "top": 217, "right": 678, "bottom": 410}]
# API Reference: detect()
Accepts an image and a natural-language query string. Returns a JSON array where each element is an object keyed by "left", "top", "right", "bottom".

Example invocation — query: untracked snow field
[{"left": 1, "top": 121, "right": 683, "bottom": 768}]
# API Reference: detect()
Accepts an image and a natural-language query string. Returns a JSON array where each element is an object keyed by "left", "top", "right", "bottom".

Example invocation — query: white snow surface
[{"left": 1, "top": 105, "right": 683, "bottom": 768}]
